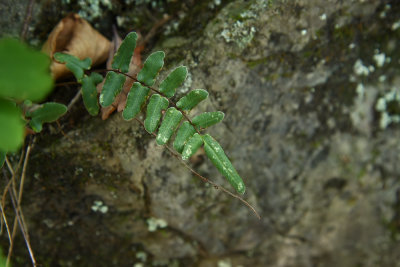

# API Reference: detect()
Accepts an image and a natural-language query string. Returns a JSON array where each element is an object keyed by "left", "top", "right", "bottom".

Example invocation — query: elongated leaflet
[
  {"left": 122, "top": 82, "right": 150, "bottom": 120},
  {"left": 173, "top": 121, "right": 196, "bottom": 153},
  {"left": 156, "top": 107, "right": 182, "bottom": 145},
  {"left": 192, "top": 111, "right": 224, "bottom": 129},
  {"left": 144, "top": 94, "right": 169, "bottom": 133},
  {"left": 99, "top": 72, "right": 126, "bottom": 107},
  {"left": 202, "top": 134, "right": 245, "bottom": 194},
  {"left": 176, "top": 89, "right": 208, "bottom": 111},
  {"left": 111, "top": 32, "right": 138, "bottom": 73},
  {"left": 182, "top": 133, "right": 203, "bottom": 160},
  {"left": 137, "top": 51, "right": 165, "bottom": 86},
  {"left": 159, "top": 66, "right": 187, "bottom": 98}
]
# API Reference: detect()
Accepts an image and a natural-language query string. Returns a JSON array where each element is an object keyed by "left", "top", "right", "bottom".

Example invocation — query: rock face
[{"left": 3, "top": 0, "right": 400, "bottom": 266}]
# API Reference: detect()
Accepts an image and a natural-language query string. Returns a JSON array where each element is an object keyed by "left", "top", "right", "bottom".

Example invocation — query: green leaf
[
  {"left": 0, "top": 151, "right": 5, "bottom": 168},
  {"left": 156, "top": 107, "right": 182, "bottom": 145},
  {"left": 159, "top": 66, "right": 187, "bottom": 98},
  {"left": 176, "top": 89, "right": 209, "bottom": 111},
  {"left": 182, "top": 133, "right": 203, "bottom": 160},
  {"left": 54, "top": 52, "right": 91, "bottom": 81},
  {"left": 202, "top": 134, "right": 245, "bottom": 194},
  {"left": 192, "top": 111, "right": 224, "bottom": 129},
  {"left": 111, "top": 32, "right": 138, "bottom": 73},
  {"left": 144, "top": 94, "right": 169, "bottom": 133},
  {"left": 27, "top": 102, "right": 67, "bottom": 132},
  {"left": 81, "top": 73, "right": 103, "bottom": 116},
  {"left": 173, "top": 121, "right": 196, "bottom": 153},
  {"left": 122, "top": 82, "right": 150, "bottom": 120},
  {"left": 0, "top": 39, "right": 53, "bottom": 101},
  {"left": 137, "top": 51, "right": 165, "bottom": 86},
  {"left": 0, "top": 99, "right": 24, "bottom": 151},
  {"left": 99, "top": 72, "right": 126, "bottom": 107}
]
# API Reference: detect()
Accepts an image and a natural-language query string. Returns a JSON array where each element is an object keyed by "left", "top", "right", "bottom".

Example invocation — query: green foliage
[
  {"left": 0, "top": 99, "right": 24, "bottom": 151},
  {"left": 192, "top": 111, "right": 224, "bottom": 129},
  {"left": 203, "top": 134, "right": 245, "bottom": 194},
  {"left": 81, "top": 72, "right": 103, "bottom": 116},
  {"left": 182, "top": 133, "right": 203, "bottom": 160},
  {"left": 26, "top": 102, "right": 67, "bottom": 132},
  {"left": 111, "top": 32, "right": 138, "bottom": 73},
  {"left": 176, "top": 89, "right": 208, "bottom": 110},
  {"left": 0, "top": 39, "right": 65, "bottom": 156},
  {"left": 144, "top": 94, "right": 169, "bottom": 133},
  {"left": 100, "top": 72, "right": 126, "bottom": 107},
  {"left": 122, "top": 82, "right": 150, "bottom": 120},
  {"left": 0, "top": 39, "right": 53, "bottom": 101},
  {"left": 173, "top": 121, "right": 196, "bottom": 153},
  {"left": 54, "top": 52, "right": 91, "bottom": 81},
  {"left": 56, "top": 31, "right": 246, "bottom": 195},
  {"left": 159, "top": 66, "right": 187, "bottom": 98},
  {"left": 137, "top": 51, "right": 165, "bottom": 86},
  {"left": 156, "top": 107, "right": 183, "bottom": 145}
]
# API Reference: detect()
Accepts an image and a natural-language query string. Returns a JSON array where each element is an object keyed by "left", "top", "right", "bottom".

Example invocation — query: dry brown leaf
[{"left": 42, "top": 13, "right": 111, "bottom": 80}]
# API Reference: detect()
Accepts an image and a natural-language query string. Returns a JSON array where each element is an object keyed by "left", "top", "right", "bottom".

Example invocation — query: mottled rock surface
[{"left": 2, "top": 0, "right": 400, "bottom": 266}]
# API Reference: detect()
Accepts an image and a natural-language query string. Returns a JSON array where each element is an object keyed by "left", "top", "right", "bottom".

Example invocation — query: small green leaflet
[
  {"left": 144, "top": 94, "right": 169, "bottom": 133},
  {"left": 111, "top": 32, "right": 138, "bottom": 73},
  {"left": 122, "top": 82, "right": 150, "bottom": 120},
  {"left": 182, "top": 133, "right": 203, "bottom": 160},
  {"left": 173, "top": 121, "right": 196, "bottom": 153},
  {"left": 0, "top": 39, "right": 53, "bottom": 102},
  {"left": 0, "top": 151, "right": 5, "bottom": 168},
  {"left": 54, "top": 52, "right": 91, "bottom": 81},
  {"left": 159, "top": 66, "right": 187, "bottom": 98},
  {"left": 81, "top": 73, "right": 103, "bottom": 116},
  {"left": 26, "top": 102, "right": 67, "bottom": 133},
  {"left": 0, "top": 99, "right": 24, "bottom": 152},
  {"left": 176, "top": 89, "right": 209, "bottom": 111},
  {"left": 192, "top": 111, "right": 224, "bottom": 129},
  {"left": 156, "top": 107, "right": 182, "bottom": 145},
  {"left": 202, "top": 134, "right": 245, "bottom": 195},
  {"left": 99, "top": 72, "right": 126, "bottom": 107},
  {"left": 137, "top": 51, "right": 165, "bottom": 86}
]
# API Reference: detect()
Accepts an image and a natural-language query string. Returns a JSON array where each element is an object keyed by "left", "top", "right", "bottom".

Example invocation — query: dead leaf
[{"left": 42, "top": 13, "right": 111, "bottom": 80}]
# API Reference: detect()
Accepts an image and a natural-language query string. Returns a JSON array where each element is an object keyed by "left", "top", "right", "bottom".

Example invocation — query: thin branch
[
  {"left": 6, "top": 141, "right": 36, "bottom": 267},
  {"left": 3, "top": 170, "right": 36, "bottom": 267},
  {"left": 134, "top": 118, "right": 261, "bottom": 219},
  {"left": 67, "top": 89, "right": 82, "bottom": 111},
  {"left": 0, "top": 203, "right": 12, "bottom": 247}
]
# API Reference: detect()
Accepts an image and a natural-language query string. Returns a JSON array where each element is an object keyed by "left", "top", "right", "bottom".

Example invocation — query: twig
[
  {"left": 6, "top": 142, "right": 36, "bottom": 267},
  {"left": 134, "top": 118, "right": 261, "bottom": 219},
  {"left": 20, "top": 0, "right": 35, "bottom": 41},
  {"left": 0, "top": 203, "right": 12, "bottom": 247},
  {"left": 67, "top": 89, "right": 82, "bottom": 111},
  {"left": 3, "top": 170, "right": 36, "bottom": 267}
]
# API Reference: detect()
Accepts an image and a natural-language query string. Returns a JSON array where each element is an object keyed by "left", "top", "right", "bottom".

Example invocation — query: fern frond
[
  {"left": 56, "top": 31, "right": 246, "bottom": 196},
  {"left": 54, "top": 52, "right": 91, "bottom": 81}
]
